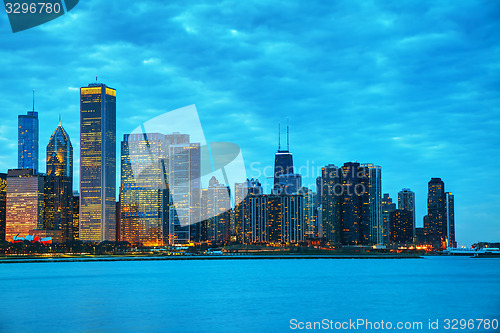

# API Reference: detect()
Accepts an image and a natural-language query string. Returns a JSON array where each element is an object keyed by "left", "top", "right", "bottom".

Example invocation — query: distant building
[
  {"left": 79, "top": 83, "right": 116, "bottom": 242},
  {"left": 389, "top": 209, "right": 413, "bottom": 244},
  {"left": 398, "top": 188, "right": 415, "bottom": 238},
  {"left": 298, "top": 187, "right": 317, "bottom": 238},
  {"left": 0, "top": 173, "right": 6, "bottom": 241},
  {"left": 168, "top": 142, "right": 201, "bottom": 245},
  {"left": 5, "top": 169, "right": 44, "bottom": 241},
  {"left": 201, "top": 176, "right": 231, "bottom": 244},
  {"left": 318, "top": 164, "right": 341, "bottom": 243},
  {"left": 360, "top": 163, "right": 382, "bottom": 244},
  {"left": 72, "top": 192, "right": 79, "bottom": 241},
  {"left": 382, "top": 193, "right": 396, "bottom": 244},
  {"left": 243, "top": 193, "right": 304, "bottom": 243},
  {"left": 234, "top": 178, "right": 263, "bottom": 243},
  {"left": 340, "top": 162, "right": 369, "bottom": 245},
  {"left": 44, "top": 119, "right": 73, "bottom": 242},
  {"left": 18, "top": 92, "right": 39, "bottom": 173},
  {"left": 425, "top": 178, "right": 447, "bottom": 247},
  {"left": 446, "top": 192, "right": 456, "bottom": 248}
]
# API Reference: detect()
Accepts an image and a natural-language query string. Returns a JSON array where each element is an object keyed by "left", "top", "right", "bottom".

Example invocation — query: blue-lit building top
[{"left": 18, "top": 110, "right": 39, "bottom": 173}]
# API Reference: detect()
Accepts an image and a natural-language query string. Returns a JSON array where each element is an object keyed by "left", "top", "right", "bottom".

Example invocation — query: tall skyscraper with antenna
[
  {"left": 273, "top": 120, "right": 295, "bottom": 190},
  {"left": 18, "top": 89, "right": 39, "bottom": 173},
  {"left": 79, "top": 82, "right": 116, "bottom": 242}
]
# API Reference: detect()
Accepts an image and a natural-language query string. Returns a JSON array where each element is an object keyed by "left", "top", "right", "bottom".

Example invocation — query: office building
[
  {"left": 273, "top": 122, "right": 294, "bottom": 190},
  {"left": 5, "top": 169, "right": 44, "bottom": 241},
  {"left": 44, "top": 119, "right": 73, "bottom": 242},
  {"left": 168, "top": 142, "right": 201, "bottom": 244},
  {"left": 340, "top": 162, "right": 369, "bottom": 245},
  {"left": 201, "top": 176, "right": 231, "bottom": 244},
  {"left": 79, "top": 83, "right": 116, "bottom": 242},
  {"left": 18, "top": 91, "right": 39, "bottom": 173}
]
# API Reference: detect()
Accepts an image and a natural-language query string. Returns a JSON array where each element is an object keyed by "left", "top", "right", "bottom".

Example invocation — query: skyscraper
[
  {"left": 234, "top": 178, "right": 263, "bottom": 243},
  {"left": 168, "top": 142, "right": 201, "bottom": 244},
  {"left": 340, "top": 162, "right": 369, "bottom": 245},
  {"left": 120, "top": 133, "right": 172, "bottom": 246},
  {"left": 425, "top": 178, "right": 446, "bottom": 247},
  {"left": 201, "top": 176, "right": 231, "bottom": 244},
  {"left": 381, "top": 193, "right": 396, "bottom": 244},
  {"left": 5, "top": 169, "right": 44, "bottom": 241},
  {"left": 318, "top": 164, "right": 342, "bottom": 243},
  {"left": 398, "top": 188, "right": 416, "bottom": 239},
  {"left": 446, "top": 192, "right": 456, "bottom": 248},
  {"left": 44, "top": 118, "right": 73, "bottom": 242},
  {"left": 18, "top": 90, "right": 39, "bottom": 173},
  {"left": 273, "top": 122, "right": 294, "bottom": 190},
  {"left": 79, "top": 83, "right": 116, "bottom": 242},
  {"left": 360, "top": 163, "right": 382, "bottom": 244}
]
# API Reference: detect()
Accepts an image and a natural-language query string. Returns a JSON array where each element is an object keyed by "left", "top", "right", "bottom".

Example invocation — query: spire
[
  {"left": 278, "top": 122, "right": 281, "bottom": 150},
  {"left": 59, "top": 114, "right": 61, "bottom": 126},
  {"left": 286, "top": 117, "right": 289, "bottom": 151},
  {"left": 32, "top": 89, "right": 35, "bottom": 112}
]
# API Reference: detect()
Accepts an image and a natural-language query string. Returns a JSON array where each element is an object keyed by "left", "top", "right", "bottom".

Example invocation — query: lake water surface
[{"left": 0, "top": 256, "right": 499, "bottom": 332}]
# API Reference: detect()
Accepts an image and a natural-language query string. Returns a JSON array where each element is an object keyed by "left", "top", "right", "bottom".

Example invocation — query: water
[{"left": 0, "top": 256, "right": 499, "bottom": 333}]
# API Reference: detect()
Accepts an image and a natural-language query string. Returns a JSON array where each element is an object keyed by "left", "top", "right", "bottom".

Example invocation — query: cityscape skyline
[
  {"left": 0, "top": 1, "right": 498, "bottom": 246},
  {"left": 1, "top": 84, "right": 454, "bottom": 248}
]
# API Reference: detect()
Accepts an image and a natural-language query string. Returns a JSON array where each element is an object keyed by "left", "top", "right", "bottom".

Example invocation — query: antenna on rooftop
[
  {"left": 32, "top": 89, "right": 35, "bottom": 112},
  {"left": 278, "top": 122, "right": 281, "bottom": 150},
  {"left": 286, "top": 117, "right": 289, "bottom": 151}
]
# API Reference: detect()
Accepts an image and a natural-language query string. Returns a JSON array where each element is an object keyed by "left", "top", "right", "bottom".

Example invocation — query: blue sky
[{"left": 0, "top": 0, "right": 498, "bottom": 245}]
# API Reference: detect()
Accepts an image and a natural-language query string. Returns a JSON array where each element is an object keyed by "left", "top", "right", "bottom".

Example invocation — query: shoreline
[{"left": 0, "top": 254, "right": 423, "bottom": 263}]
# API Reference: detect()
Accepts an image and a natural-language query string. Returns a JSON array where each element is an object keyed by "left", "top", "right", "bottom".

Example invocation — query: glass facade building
[
  {"left": 18, "top": 110, "right": 39, "bottom": 173},
  {"left": 45, "top": 120, "right": 73, "bottom": 242},
  {"left": 79, "top": 83, "right": 116, "bottom": 242}
]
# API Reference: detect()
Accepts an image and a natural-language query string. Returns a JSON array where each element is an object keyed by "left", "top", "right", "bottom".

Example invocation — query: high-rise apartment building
[
  {"left": 318, "top": 164, "right": 341, "bottom": 243},
  {"left": 168, "top": 143, "right": 201, "bottom": 244},
  {"left": 389, "top": 209, "right": 413, "bottom": 244},
  {"left": 201, "top": 176, "right": 231, "bottom": 244},
  {"left": 398, "top": 188, "right": 415, "bottom": 238},
  {"left": 425, "top": 178, "right": 446, "bottom": 245},
  {"left": 381, "top": 193, "right": 396, "bottom": 245},
  {"left": 360, "top": 163, "right": 382, "bottom": 244},
  {"left": 79, "top": 83, "right": 116, "bottom": 242}
]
